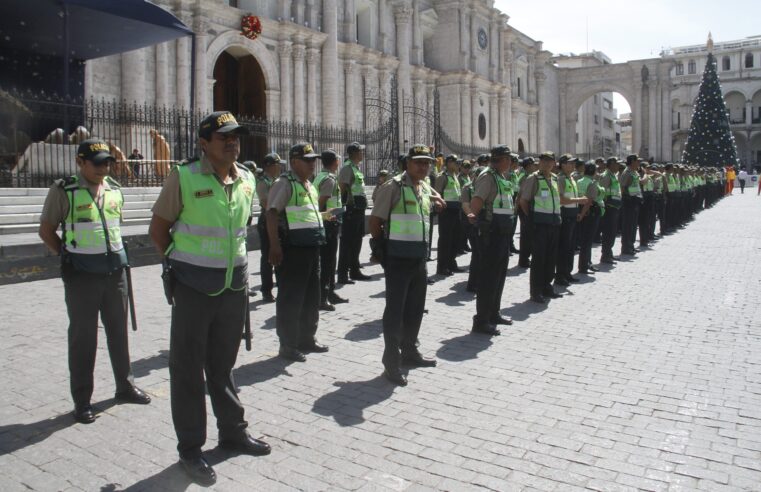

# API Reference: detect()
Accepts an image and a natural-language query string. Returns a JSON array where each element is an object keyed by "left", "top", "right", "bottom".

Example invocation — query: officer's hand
[
  {"left": 467, "top": 213, "right": 477, "bottom": 224},
  {"left": 576, "top": 213, "right": 584, "bottom": 222},
  {"left": 432, "top": 196, "right": 446, "bottom": 211},
  {"left": 269, "top": 244, "right": 283, "bottom": 267}
]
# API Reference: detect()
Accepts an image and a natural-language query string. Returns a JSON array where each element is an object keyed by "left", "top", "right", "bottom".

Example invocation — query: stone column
[
  {"left": 155, "top": 42, "right": 169, "bottom": 107},
  {"left": 344, "top": 61, "right": 357, "bottom": 129},
  {"left": 459, "top": 7, "right": 468, "bottom": 57},
  {"left": 633, "top": 80, "right": 643, "bottom": 155},
  {"left": 278, "top": 0, "right": 292, "bottom": 20},
  {"left": 292, "top": 44, "right": 306, "bottom": 123},
  {"left": 306, "top": 0, "right": 317, "bottom": 28},
  {"left": 294, "top": 1, "right": 305, "bottom": 24},
  {"left": 648, "top": 76, "right": 657, "bottom": 159},
  {"left": 412, "top": 0, "right": 422, "bottom": 65},
  {"left": 489, "top": 19, "right": 498, "bottom": 81},
  {"left": 322, "top": 0, "right": 339, "bottom": 126},
  {"left": 468, "top": 8, "right": 476, "bottom": 71},
  {"left": 306, "top": 47, "right": 320, "bottom": 124},
  {"left": 535, "top": 71, "right": 546, "bottom": 152},
  {"left": 176, "top": 37, "right": 191, "bottom": 109},
  {"left": 461, "top": 84, "right": 471, "bottom": 145},
  {"left": 121, "top": 49, "right": 145, "bottom": 103},
  {"left": 558, "top": 80, "right": 568, "bottom": 152},
  {"left": 660, "top": 80, "right": 671, "bottom": 160},
  {"left": 746, "top": 99, "right": 753, "bottom": 125},
  {"left": 279, "top": 42, "right": 293, "bottom": 122},
  {"left": 344, "top": 0, "right": 356, "bottom": 42},
  {"left": 193, "top": 33, "right": 209, "bottom": 112},
  {"left": 378, "top": 0, "right": 388, "bottom": 53},
  {"left": 499, "top": 90, "right": 510, "bottom": 144},
  {"left": 471, "top": 86, "right": 479, "bottom": 144},
  {"left": 379, "top": 69, "right": 390, "bottom": 104},
  {"left": 394, "top": 2, "right": 413, "bottom": 143},
  {"left": 527, "top": 53, "right": 536, "bottom": 104},
  {"left": 265, "top": 89, "right": 280, "bottom": 121},
  {"left": 488, "top": 93, "right": 498, "bottom": 146},
  {"left": 528, "top": 111, "right": 537, "bottom": 153}
]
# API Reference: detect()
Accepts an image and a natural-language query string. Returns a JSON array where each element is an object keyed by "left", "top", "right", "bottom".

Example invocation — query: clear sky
[{"left": 495, "top": 0, "right": 761, "bottom": 113}]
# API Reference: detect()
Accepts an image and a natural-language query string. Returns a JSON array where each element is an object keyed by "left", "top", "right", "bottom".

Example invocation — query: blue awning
[{"left": 0, "top": 0, "right": 193, "bottom": 60}]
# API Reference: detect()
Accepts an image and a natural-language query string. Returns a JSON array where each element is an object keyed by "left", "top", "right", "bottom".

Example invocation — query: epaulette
[
  {"left": 55, "top": 175, "right": 79, "bottom": 190},
  {"left": 177, "top": 156, "right": 199, "bottom": 166},
  {"left": 105, "top": 176, "right": 122, "bottom": 188}
]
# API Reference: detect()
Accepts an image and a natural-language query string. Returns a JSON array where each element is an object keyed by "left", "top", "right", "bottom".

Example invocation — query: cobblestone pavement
[{"left": 1, "top": 193, "right": 760, "bottom": 492}]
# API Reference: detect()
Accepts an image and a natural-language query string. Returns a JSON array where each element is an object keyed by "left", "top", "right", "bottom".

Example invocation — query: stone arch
[
  {"left": 724, "top": 91, "right": 746, "bottom": 124},
  {"left": 752, "top": 89, "right": 761, "bottom": 123},
  {"left": 206, "top": 31, "right": 279, "bottom": 92}
]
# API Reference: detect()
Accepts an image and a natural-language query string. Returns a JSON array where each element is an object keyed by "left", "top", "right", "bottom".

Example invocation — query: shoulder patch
[{"left": 56, "top": 176, "right": 79, "bottom": 190}]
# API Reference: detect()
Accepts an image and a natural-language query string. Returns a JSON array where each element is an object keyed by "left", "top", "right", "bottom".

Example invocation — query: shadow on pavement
[
  {"left": 105, "top": 449, "right": 229, "bottom": 491},
  {"left": 234, "top": 356, "right": 294, "bottom": 387},
  {"left": 132, "top": 350, "right": 170, "bottom": 378},
  {"left": 311, "top": 376, "right": 395, "bottom": 426},
  {"left": 0, "top": 398, "right": 118, "bottom": 456},
  {"left": 503, "top": 298, "right": 549, "bottom": 321},
  {"left": 254, "top": 314, "right": 276, "bottom": 331},
  {"left": 345, "top": 320, "right": 382, "bottom": 341},
  {"left": 436, "top": 333, "right": 493, "bottom": 362}
]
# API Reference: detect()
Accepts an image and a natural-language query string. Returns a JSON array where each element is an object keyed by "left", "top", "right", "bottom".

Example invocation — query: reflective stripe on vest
[
  {"left": 168, "top": 161, "right": 253, "bottom": 296},
  {"left": 387, "top": 176, "right": 430, "bottom": 259},
  {"left": 313, "top": 171, "right": 342, "bottom": 210},
  {"left": 442, "top": 173, "right": 461, "bottom": 204},
  {"left": 560, "top": 174, "right": 578, "bottom": 209},
  {"left": 625, "top": 170, "right": 642, "bottom": 197},
  {"left": 532, "top": 174, "right": 561, "bottom": 225},
  {"left": 285, "top": 175, "right": 326, "bottom": 246},
  {"left": 604, "top": 170, "right": 622, "bottom": 207},
  {"left": 488, "top": 169, "right": 514, "bottom": 216},
  {"left": 62, "top": 177, "right": 128, "bottom": 273}
]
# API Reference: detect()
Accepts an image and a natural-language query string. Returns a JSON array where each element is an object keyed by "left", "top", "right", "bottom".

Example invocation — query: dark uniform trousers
[
  {"left": 517, "top": 209, "right": 532, "bottom": 265},
  {"left": 638, "top": 192, "right": 654, "bottom": 245},
  {"left": 337, "top": 205, "right": 365, "bottom": 277},
  {"left": 437, "top": 208, "right": 459, "bottom": 271},
  {"left": 653, "top": 194, "right": 665, "bottom": 236},
  {"left": 382, "top": 257, "right": 427, "bottom": 369},
  {"left": 530, "top": 223, "right": 560, "bottom": 297},
  {"left": 169, "top": 281, "right": 247, "bottom": 459},
  {"left": 474, "top": 224, "right": 510, "bottom": 325},
  {"left": 621, "top": 196, "right": 640, "bottom": 253},
  {"left": 600, "top": 206, "right": 620, "bottom": 259},
  {"left": 276, "top": 246, "right": 320, "bottom": 348},
  {"left": 320, "top": 222, "right": 340, "bottom": 300},
  {"left": 63, "top": 268, "right": 135, "bottom": 408},
  {"left": 556, "top": 210, "right": 577, "bottom": 280},
  {"left": 465, "top": 220, "right": 480, "bottom": 291},
  {"left": 257, "top": 215, "right": 273, "bottom": 294},
  {"left": 577, "top": 209, "right": 601, "bottom": 272}
]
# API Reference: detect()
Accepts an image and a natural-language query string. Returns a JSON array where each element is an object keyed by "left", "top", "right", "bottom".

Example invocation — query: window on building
[
  {"left": 722, "top": 56, "right": 731, "bottom": 71},
  {"left": 688, "top": 60, "right": 696, "bottom": 74},
  {"left": 677, "top": 112, "right": 681, "bottom": 129},
  {"left": 603, "top": 99, "right": 612, "bottom": 110},
  {"left": 746, "top": 53, "right": 755, "bottom": 68},
  {"left": 478, "top": 114, "right": 487, "bottom": 140},
  {"left": 594, "top": 115, "right": 599, "bottom": 125},
  {"left": 517, "top": 77, "right": 521, "bottom": 98},
  {"left": 228, "top": 0, "right": 238, "bottom": 6},
  {"left": 593, "top": 95, "right": 598, "bottom": 104},
  {"left": 675, "top": 63, "right": 684, "bottom": 75},
  {"left": 604, "top": 118, "right": 613, "bottom": 129}
]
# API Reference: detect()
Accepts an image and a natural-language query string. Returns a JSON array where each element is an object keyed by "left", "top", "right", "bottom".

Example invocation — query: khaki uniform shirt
[
  {"left": 40, "top": 173, "right": 118, "bottom": 226},
  {"left": 338, "top": 161, "right": 366, "bottom": 199},
  {"left": 151, "top": 155, "right": 242, "bottom": 223},
  {"left": 371, "top": 173, "right": 422, "bottom": 220},
  {"left": 472, "top": 169, "right": 499, "bottom": 205},
  {"left": 519, "top": 174, "right": 542, "bottom": 203}
]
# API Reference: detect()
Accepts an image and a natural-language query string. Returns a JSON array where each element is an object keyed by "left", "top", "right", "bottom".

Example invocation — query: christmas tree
[{"left": 681, "top": 36, "right": 739, "bottom": 168}]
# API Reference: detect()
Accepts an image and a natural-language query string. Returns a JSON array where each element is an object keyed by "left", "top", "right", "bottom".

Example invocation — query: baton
[
  {"left": 124, "top": 243, "right": 138, "bottom": 332},
  {"left": 244, "top": 281, "right": 252, "bottom": 351}
]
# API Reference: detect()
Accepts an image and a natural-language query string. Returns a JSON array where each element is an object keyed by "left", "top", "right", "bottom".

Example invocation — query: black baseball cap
[
  {"left": 262, "top": 152, "right": 285, "bottom": 166},
  {"left": 198, "top": 111, "right": 248, "bottom": 140},
  {"left": 626, "top": 154, "right": 641, "bottom": 165},
  {"left": 521, "top": 157, "right": 535, "bottom": 167},
  {"left": 320, "top": 149, "right": 340, "bottom": 164},
  {"left": 606, "top": 157, "right": 619, "bottom": 166},
  {"left": 509, "top": 153, "right": 520, "bottom": 162},
  {"left": 347, "top": 142, "right": 366, "bottom": 154},
  {"left": 77, "top": 139, "right": 115, "bottom": 165},
  {"left": 289, "top": 142, "right": 319, "bottom": 159},
  {"left": 408, "top": 144, "right": 434, "bottom": 160},
  {"left": 490, "top": 145, "right": 512, "bottom": 158},
  {"left": 445, "top": 154, "right": 459, "bottom": 163},
  {"left": 476, "top": 154, "right": 490, "bottom": 164},
  {"left": 558, "top": 153, "right": 578, "bottom": 165}
]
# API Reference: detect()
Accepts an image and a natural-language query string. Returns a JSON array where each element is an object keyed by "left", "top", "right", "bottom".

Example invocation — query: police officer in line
[
  {"left": 266, "top": 143, "right": 327, "bottom": 362},
  {"left": 434, "top": 154, "right": 463, "bottom": 276},
  {"left": 457, "top": 159, "right": 473, "bottom": 254},
  {"left": 519, "top": 151, "right": 563, "bottom": 304},
  {"left": 651, "top": 164, "right": 666, "bottom": 239},
  {"left": 370, "top": 144, "right": 444, "bottom": 386},
  {"left": 255, "top": 152, "right": 284, "bottom": 302},
  {"left": 507, "top": 153, "right": 522, "bottom": 255},
  {"left": 39, "top": 139, "right": 150, "bottom": 425},
  {"left": 517, "top": 157, "right": 538, "bottom": 268},
  {"left": 555, "top": 154, "right": 588, "bottom": 286},
  {"left": 149, "top": 111, "right": 269, "bottom": 486},
  {"left": 576, "top": 162, "right": 604, "bottom": 275},
  {"left": 314, "top": 149, "right": 349, "bottom": 311},
  {"left": 461, "top": 164, "right": 481, "bottom": 293},
  {"left": 620, "top": 154, "right": 643, "bottom": 256},
  {"left": 598, "top": 157, "right": 622, "bottom": 264},
  {"left": 337, "top": 142, "right": 371, "bottom": 284},
  {"left": 467, "top": 145, "right": 516, "bottom": 335}
]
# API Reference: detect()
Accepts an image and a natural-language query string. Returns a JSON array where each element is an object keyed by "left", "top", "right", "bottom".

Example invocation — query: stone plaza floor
[{"left": 1, "top": 192, "right": 760, "bottom": 491}]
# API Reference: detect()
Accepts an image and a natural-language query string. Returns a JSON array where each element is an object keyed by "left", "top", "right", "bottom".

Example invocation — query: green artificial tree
[{"left": 681, "top": 41, "right": 739, "bottom": 168}]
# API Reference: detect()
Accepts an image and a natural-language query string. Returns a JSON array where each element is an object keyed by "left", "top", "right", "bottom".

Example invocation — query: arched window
[
  {"left": 478, "top": 114, "right": 487, "bottom": 140},
  {"left": 675, "top": 63, "right": 684, "bottom": 75},
  {"left": 517, "top": 77, "right": 521, "bottom": 98},
  {"left": 746, "top": 53, "right": 755, "bottom": 68},
  {"left": 688, "top": 60, "right": 696, "bottom": 74},
  {"left": 722, "top": 56, "right": 731, "bottom": 71}
]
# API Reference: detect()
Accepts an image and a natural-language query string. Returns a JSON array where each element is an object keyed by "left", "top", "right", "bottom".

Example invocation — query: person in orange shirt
[{"left": 725, "top": 165, "right": 736, "bottom": 195}]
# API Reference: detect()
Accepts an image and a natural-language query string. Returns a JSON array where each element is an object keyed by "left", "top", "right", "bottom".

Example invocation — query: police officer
[
  {"left": 598, "top": 157, "right": 622, "bottom": 264},
  {"left": 337, "top": 142, "right": 370, "bottom": 283},
  {"left": 149, "top": 111, "right": 269, "bottom": 486},
  {"left": 434, "top": 154, "right": 462, "bottom": 276},
  {"left": 620, "top": 154, "right": 642, "bottom": 256},
  {"left": 461, "top": 165, "right": 481, "bottom": 292},
  {"left": 266, "top": 143, "right": 328, "bottom": 361},
  {"left": 39, "top": 138, "right": 150, "bottom": 424},
  {"left": 457, "top": 159, "right": 473, "bottom": 254},
  {"left": 576, "top": 162, "right": 604, "bottom": 274},
  {"left": 255, "top": 153, "right": 284, "bottom": 302},
  {"left": 369, "top": 144, "right": 444, "bottom": 386},
  {"left": 519, "top": 151, "right": 563, "bottom": 304},
  {"left": 467, "top": 145, "right": 516, "bottom": 335},
  {"left": 555, "top": 154, "right": 588, "bottom": 285},
  {"left": 517, "top": 157, "right": 537, "bottom": 268},
  {"left": 314, "top": 149, "right": 349, "bottom": 311},
  {"left": 507, "top": 153, "right": 522, "bottom": 255}
]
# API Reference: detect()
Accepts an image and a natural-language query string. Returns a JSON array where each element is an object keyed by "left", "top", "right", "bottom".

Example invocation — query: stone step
[
  {"left": 0, "top": 202, "right": 156, "bottom": 214},
  {"left": 0, "top": 188, "right": 49, "bottom": 196}
]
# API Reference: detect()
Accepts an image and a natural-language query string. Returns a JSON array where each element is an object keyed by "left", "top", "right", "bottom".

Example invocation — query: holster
[{"left": 161, "top": 260, "right": 176, "bottom": 306}]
